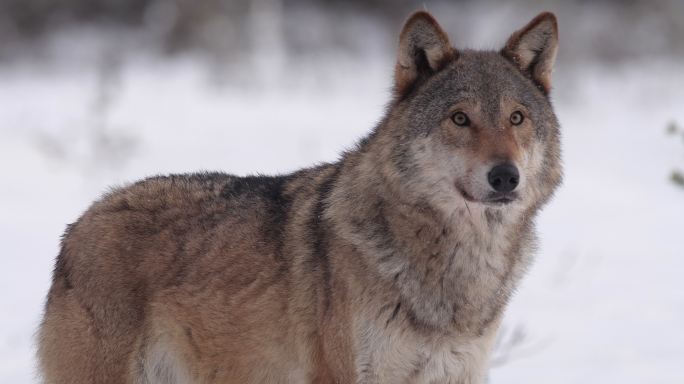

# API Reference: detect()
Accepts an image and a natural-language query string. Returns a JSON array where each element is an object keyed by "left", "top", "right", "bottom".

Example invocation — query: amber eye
[
  {"left": 451, "top": 112, "right": 470, "bottom": 127},
  {"left": 510, "top": 111, "right": 524, "bottom": 125}
]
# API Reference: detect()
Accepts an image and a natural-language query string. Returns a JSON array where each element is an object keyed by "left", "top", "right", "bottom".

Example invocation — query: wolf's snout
[{"left": 488, "top": 163, "right": 519, "bottom": 193}]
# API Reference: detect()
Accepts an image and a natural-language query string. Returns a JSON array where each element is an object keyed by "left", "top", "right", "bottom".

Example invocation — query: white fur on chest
[{"left": 355, "top": 318, "right": 500, "bottom": 384}]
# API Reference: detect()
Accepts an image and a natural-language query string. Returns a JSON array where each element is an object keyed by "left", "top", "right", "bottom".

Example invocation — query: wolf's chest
[{"left": 354, "top": 321, "right": 499, "bottom": 384}]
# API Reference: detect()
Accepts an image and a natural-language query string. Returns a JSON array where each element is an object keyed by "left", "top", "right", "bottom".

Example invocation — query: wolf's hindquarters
[{"left": 37, "top": 269, "right": 141, "bottom": 384}]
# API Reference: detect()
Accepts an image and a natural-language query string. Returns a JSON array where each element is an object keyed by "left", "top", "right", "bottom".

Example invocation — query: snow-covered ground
[{"left": 1, "top": 35, "right": 683, "bottom": 383}]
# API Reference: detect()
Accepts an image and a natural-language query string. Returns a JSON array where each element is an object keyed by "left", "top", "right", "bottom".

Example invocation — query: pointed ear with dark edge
[
  {"left": 394, "top": 11, "right": 456, "bottom": 97},
  {"left": 502, "top": 12, "right": 558, "bottom": 94}
]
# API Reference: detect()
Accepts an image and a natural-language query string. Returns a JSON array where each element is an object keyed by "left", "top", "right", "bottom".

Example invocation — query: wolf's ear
[
  {"left": 502, "top": 12, "right": 558, "bottom": 94},
  {"left": 394, "top": 11, "right": 456, "bottom": 97}
]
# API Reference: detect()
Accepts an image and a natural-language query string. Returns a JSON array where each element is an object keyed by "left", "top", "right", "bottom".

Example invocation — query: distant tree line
[{"left": 1, "top": 0, "right": 683, "bottom": 61}]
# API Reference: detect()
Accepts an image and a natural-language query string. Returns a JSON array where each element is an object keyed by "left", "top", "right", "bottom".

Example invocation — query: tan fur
[{"left": 38, "top": 11, "right": 561, "bottom": 384}]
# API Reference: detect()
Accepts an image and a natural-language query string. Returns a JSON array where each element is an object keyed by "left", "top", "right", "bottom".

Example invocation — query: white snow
[{"left": 1, "top": 36, "right": 683, "bottom": 383}]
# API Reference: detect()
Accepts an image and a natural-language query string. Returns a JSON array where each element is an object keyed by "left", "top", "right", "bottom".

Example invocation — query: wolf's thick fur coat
[{"left": 38, "top": 11, "right": 562, "bottom": 384}]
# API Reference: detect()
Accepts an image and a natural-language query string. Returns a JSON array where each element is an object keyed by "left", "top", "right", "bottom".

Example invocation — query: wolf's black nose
[{"left": 488, "top": 163, "right": 519, "bottom": 193}]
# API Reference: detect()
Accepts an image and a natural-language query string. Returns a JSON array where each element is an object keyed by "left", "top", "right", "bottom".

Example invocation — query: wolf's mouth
[
  {"left": 484, "top": 192, "right": 518, "bottom": 205},
  {"left": 457, "top": 186, "right": 518, "bottom": 206}
]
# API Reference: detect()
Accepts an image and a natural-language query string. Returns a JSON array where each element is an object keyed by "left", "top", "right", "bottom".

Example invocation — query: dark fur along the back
[{"left": 38, "top": 11, "right": 562, "bottom": 384}]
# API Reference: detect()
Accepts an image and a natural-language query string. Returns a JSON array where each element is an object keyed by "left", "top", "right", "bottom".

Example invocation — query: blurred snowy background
[{"left": 1, "top": 0, "right": 683, "bottom": 382}]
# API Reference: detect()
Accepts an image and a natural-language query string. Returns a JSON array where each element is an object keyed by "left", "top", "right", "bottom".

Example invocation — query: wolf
[{"left": 37, "top": 10, "right": 561, "bottom": 384}]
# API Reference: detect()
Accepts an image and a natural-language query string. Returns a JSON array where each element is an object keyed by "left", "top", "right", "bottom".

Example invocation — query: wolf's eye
[
  {"left": 510, "top": 111, "right": 524, "bottom": 125},
  {"left": 451, "top": 112, "right": 470, "bottom": 127}
]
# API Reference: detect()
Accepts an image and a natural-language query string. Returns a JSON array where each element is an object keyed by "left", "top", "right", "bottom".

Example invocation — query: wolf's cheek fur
[
  {"left": 402, "top": 137, "right": 466, "bottom": 210},
  {"left": 405, "top": 137, "right": 487, "bottom": 212}
]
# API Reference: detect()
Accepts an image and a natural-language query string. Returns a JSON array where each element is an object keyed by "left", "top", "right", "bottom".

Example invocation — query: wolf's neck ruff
[{"left": 327, "top": 135, "right": 536, "bottom": 334}]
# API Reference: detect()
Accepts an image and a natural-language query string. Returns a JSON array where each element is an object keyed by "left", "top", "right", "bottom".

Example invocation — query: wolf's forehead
[
  {"left": 440, "top": 51, "right": 542, "bottom": 106},
  {"left": 407, "top": 51, "right": 551, "bottom": 132}
]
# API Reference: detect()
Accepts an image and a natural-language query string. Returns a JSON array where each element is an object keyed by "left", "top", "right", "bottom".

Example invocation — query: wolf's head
[{"left": 374, "top": 11, "right": 562, "bottom": 216}]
